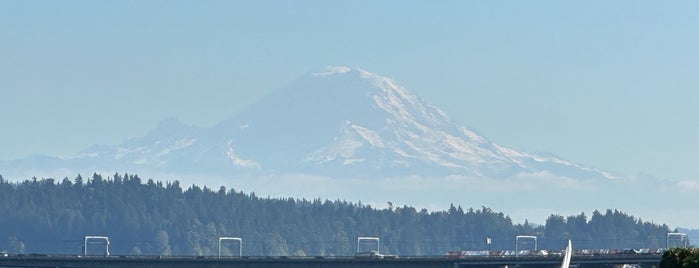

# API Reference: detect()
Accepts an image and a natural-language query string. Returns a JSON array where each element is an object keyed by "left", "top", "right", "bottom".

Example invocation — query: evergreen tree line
[{"left": 0, "top": 173, "right": 673, "bottom": 256}]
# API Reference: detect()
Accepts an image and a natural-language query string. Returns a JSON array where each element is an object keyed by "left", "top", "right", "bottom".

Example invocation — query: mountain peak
[
  {"left": 146, "top": 117, "right": 197, "bottom": 138},
  {"left": 210, "top": 67, "right": 615, "bottom": 180},
  {"left": 156, "top": 117, "right": 187, "bottom": 130},
  {"left": 308, "top": 66, "right": 382, "bottom": 81},
  {"left": 311, "top": 65, "right": 352, "bottom": 76},
  {"left": 1, "top": 66, "right": 617, "bottom": 182}
]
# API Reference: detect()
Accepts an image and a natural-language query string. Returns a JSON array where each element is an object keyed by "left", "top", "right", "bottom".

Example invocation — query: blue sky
[{"left": 1, "top": 1, "right": 698, "bottom": 183}]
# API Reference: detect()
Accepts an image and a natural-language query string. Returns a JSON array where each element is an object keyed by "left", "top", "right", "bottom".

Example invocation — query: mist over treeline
[{"left": 0, "top": 173, "right": 672, "bottom": 256}]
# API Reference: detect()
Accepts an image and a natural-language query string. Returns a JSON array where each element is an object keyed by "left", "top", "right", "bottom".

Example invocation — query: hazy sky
[{"left": 1, "top": 1, "right": 698, "bottom": 183}]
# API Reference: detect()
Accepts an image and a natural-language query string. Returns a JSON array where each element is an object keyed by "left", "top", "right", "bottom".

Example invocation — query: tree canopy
[
  {"left": 661, "top": 248, "right": 699, "bottom": 268},
  {"left": 0, "top": 173, "right": 673, "bottom": 256}
]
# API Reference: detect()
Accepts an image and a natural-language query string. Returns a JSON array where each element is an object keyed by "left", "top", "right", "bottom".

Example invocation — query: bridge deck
[{"left": 0, "top": 254, "right": 662, "bottom": 268}]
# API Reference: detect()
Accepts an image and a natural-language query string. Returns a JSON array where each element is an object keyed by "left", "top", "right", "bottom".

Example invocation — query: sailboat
[{"left": 561, "top": 239, "right": 573, "bottom": 268}]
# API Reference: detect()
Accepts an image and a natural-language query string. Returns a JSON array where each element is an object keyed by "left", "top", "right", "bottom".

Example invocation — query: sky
[{"left": 1, "top": 1, "right": 698, "bottom": 185}]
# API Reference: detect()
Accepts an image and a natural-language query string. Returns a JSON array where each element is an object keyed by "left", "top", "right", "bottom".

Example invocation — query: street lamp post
[
  {"left": 515, "top": 235, "right": 537, "bottom": 257},
  {"left": 218, "top": 237, "right": 242, "bottom": 258},
  {"left": 83, "top": 236, "right": 110, "bottom": 256},
  {"left": 357, "top": 237, "right": 380, "bottom": 254},
  {"left": 667, "top": 233, "right": 689, "bottom": 249}
]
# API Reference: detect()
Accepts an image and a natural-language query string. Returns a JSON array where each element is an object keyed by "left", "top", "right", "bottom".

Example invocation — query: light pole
[
  {"left": 667, "top": 233, "right": 688, "bottom": 249},
  {"left": 357, "top": 237, "right": 380, "bottom": 254},
  {"left": 218, "top": 237, "right": 242, "bottom": 258},
  {"left": 515, "top": 235, "right": 537, "bottom": 257},
  {"left": 83, "top": 236, "right": 110, "bottom": 256}
]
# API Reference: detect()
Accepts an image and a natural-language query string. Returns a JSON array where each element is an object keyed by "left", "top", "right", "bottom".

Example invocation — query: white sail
[{"left": 561, "top": 239, "right": 572, "bottom": 268}]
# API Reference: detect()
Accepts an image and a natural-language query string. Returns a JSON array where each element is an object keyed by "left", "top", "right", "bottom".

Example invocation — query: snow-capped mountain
[
  {"left": 9, "top": 66, "right": 699, "bottom": 230},
  {"left": 1, "top": 66, "right": 616, "bottom": 181}
]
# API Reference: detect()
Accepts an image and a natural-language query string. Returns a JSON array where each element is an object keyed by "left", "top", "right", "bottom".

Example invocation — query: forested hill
[{"left": 0, "top": 173, "right": 671, "bottom": 256}]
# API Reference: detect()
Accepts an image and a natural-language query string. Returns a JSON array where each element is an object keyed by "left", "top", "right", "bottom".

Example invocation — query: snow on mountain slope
[
  {"left": 212, "top": 66, "right": 615, "bottom": 179},
  {"left": 7, "top": 66, "right": 699, "bottom": 229},
  {"left": 0, "top": 66, "right": 617, "bottom": 181}
]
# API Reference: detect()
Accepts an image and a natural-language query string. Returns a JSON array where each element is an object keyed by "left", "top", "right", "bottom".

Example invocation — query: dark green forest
[{"left": 0, "top": 173, "right": 673, "bottom": 256}]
